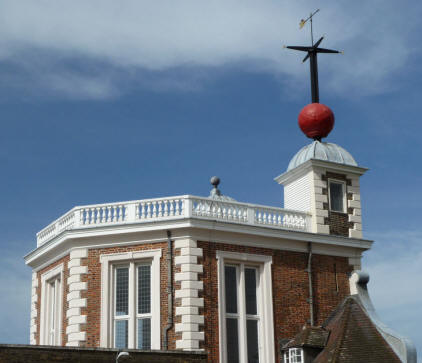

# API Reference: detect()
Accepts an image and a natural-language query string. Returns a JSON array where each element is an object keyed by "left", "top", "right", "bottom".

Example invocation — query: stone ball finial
[{"left": 210, "top": 176, "right": 220, "bottom": 187}]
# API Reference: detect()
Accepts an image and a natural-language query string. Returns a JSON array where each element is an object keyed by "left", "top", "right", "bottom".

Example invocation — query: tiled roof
[
  {"left": 314, "top": 297, "right": 401, "bottom": 362},
  {"left": 283, "top": 296, "right": 402, "bottom": 363}
]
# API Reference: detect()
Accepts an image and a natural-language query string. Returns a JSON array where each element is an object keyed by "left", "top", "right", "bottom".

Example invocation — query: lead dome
[{"left": 287, "top": 140, "right": 357, "bottom": 171}]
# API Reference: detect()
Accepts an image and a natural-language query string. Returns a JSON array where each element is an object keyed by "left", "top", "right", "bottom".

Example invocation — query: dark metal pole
[{"left": 309, "top": 52, "right": 319, "bottom": 103}]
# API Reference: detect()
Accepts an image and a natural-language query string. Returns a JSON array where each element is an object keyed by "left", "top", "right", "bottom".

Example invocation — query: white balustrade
[{"left": 36, "top": 196, "right": 311, "bottom": 247}]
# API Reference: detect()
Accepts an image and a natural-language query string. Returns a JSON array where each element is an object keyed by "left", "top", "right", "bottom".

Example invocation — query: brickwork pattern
[
  {"left": 198, "top": 241, "right": 352, "bottom": 363},
  {"left": 0, "top": 344, "right": 207, "bottom": 363},
  {"left": 323, "top": 172, "right": 362, "bottom": 238},
  {"left": 82, "top": 242, "right": 175, "bottom": 349},
  {"left": 33, "top": 240, "right": 353, "bottom": 362}
]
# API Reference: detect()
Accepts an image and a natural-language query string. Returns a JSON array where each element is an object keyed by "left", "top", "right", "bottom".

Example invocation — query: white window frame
[
  {"left": 284, "top": 348, "right": 304, "bottom": 363},
  {"left": 217, "top": 251, "right": 275, "bottom": 363},
  {"left": 100, "top": 249, "right": 161, "bottom": 349},
  {"left": 40, "top": 263, "right": 64, "bottom": 346},
  {"left": 328, "top": 178, "right": 347, "bottom": 213}
]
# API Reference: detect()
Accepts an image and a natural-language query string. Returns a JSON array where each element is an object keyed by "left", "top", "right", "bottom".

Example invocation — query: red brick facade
[
  {"left": 198, "top": 241, "right": 353, "bottom": 362},
  {"left": 34, "top": 240, "right": 352, "bottom": 362}
]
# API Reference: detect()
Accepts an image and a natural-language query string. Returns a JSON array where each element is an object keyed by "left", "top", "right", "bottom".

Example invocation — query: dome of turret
[{"left": 287, "top": 140, "right": 357, "bottom": 171}]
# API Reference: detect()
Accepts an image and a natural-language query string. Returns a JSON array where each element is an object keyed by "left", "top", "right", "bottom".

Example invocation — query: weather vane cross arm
[{"left": 283, "top": 10, "right": 342, "bottom": 103}]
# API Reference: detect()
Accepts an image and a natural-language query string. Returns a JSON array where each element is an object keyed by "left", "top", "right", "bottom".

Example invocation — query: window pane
[
  {"left": 245, "top": 268, "right": 257, "bottom": 315},
  {"left": 247, "top": 320, "right": 259, "bottom": 363},
  {"left": 329, "top": 182, "right": 344, "bottom": 212},
  {"left": 225, "top": 266, "right": 237, "bottom": 314},
  {"left": 137, "top": 318, "right": 151, "bottom": 349},
  {"left": 290, "top": 348, "right": 303, "bottom": 363},
  {"left": 115, "top": 267, "right": 129, "bottom": 316},
  {"left": 138, "top": 265, "right": 151, "bottom": 314},
  {"left": 115, "top": 320, "right": 128, "bottom": 348},
  {"left": 226, "top": 318, "right": 239, "bottom": 363}
]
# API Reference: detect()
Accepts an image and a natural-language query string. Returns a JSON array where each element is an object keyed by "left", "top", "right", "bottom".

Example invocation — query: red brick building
[{"left": 24, "top": 128, "right": 416, "bottom": 362}]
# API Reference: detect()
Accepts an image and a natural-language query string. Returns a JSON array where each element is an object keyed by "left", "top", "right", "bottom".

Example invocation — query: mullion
[{"left": 136, "top": 263, "right": 151, "bottom": 349}]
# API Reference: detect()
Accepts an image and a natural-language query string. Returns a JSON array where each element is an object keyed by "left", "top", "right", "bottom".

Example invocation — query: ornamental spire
[
  {"left": 283, "top": 9, "right": 342, "bottom": 141},
  {"left": 284, "top": 9, "right": 342, "bottom": 103}
]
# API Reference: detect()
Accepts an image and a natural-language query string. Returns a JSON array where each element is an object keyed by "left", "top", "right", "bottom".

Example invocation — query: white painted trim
[
  {"left": 217, "top": 251, "right": 274, "bottom": 363},
  {"left": 40, "top": 263, "right": 64, "bottom": 346},
  {"left": 275, "top": 158, "right": 367, "bottom": 185},
  {"left": 25, "top": 217, "right": 372, "bottom": 270},
  {"left": 99, "top": 249, "right": 162, "bottom": 349}
]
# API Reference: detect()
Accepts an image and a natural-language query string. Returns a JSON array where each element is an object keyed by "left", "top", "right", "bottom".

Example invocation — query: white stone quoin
[
  {"left": 174, "top": 238, "right": 204, "bottom": 350},
  {"left": 66, "top": 248, "right": 88, "bottom": 347},
  {"left": 29, "top": 272, "right": 38, "bottom": 345}
]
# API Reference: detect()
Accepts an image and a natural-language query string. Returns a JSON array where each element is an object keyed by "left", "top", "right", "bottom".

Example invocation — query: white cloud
[{"left": 0, "top": 0, "right": 419, "bottom": 98}]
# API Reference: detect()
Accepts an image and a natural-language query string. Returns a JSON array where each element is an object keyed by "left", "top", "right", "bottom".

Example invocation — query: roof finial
[
  {"left": 284, "top": 9, "right": 342, "bottom": 103},
  {"left": 210, "top": 176, "right": 221, "bottom": 197}
]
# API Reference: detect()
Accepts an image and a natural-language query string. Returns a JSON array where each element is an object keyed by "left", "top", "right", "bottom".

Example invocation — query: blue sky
[{"left": 0, "top": 0, "right": 421, "bottom": 354}]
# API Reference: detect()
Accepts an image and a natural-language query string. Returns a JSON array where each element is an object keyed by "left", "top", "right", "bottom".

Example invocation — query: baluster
[
  {"left": 118, "top": 206, "right": 122, "bottom": 222},
  {"left": 158, "top": 202, "right": 163, "bottom": 217},
  {"left": 145, "top": 202, "right": 150, "bottom": 218},
  {"left": 211, "top": 203, "right": 216, "bottom": 217},
  {"left": 175, "top": 199, "right": 180, "bottom": 216},
  {"left": 140, "top": 203, "right": 145, "bottom": 219},
  {"left": 94, "top": 208, "right": 98, "bottom": 224},
  {"left": 135, "top": 203, "right": 139, "bottom": 219},
  {"left": 164, "top": 201, "right": 167, "bottom": 216},
  {"left": 228, "top": 206, "right": 233, "bottom": 220}
]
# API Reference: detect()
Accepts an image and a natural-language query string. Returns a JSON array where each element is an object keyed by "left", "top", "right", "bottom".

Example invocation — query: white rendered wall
[{"left": 284, "top": 171, "right": 312, "bottom": 212}]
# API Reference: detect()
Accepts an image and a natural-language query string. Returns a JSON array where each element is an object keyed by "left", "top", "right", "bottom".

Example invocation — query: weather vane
[{"left": 284, "top": 9, "right": 342, "bottom": 103}]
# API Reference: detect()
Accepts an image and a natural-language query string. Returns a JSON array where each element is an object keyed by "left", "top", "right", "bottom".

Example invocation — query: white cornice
[
  {"left": 275, "top": 159, "right": 368, "bottom": 185},
  {"left": 25, "top": 217, "right": 373, "bottom": 270}
]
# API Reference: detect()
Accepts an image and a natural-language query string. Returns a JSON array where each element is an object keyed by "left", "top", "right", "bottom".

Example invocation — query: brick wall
[
  {"left": 322, "top": 172, "right": 355, "bottom": 237},
  {"left": 0, "top": 344, "right": 207, "bottom": 363},
  {"left": 198, "top": 241, "right": 353, "bottom": 362},
  {"left": 33, "top": 240, "right": 352, "bottom": 362},
  {"left": 82, "top": 242, "right": 176, "bottom": 349}
]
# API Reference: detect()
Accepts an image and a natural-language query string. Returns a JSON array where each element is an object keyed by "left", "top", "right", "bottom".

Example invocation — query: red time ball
[{"left": 298, "top": 103, "right": 335, "bottom": 140}]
